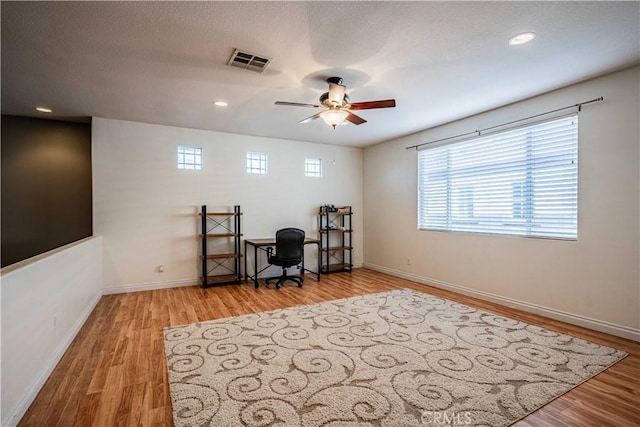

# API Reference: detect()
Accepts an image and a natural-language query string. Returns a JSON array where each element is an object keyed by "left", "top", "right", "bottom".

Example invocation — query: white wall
[
  {"left": 0, "top": 236, "right": 103, "bottom": 426},
  {"left": 364, "top": 66, "right": 640, "bottom": 339},
  {"left": 92, "top": 118, "right": 363, "bottom": 292}
]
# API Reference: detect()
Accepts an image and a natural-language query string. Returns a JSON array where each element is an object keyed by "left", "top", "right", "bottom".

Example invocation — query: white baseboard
[
  {"left": 102, "top": 278, "right": 199, "bottom": 294},
  {"left": 364, "top": 262, "right": 640, "bottom": 342},
  {"left": 3, "top": 292, "right": 102, "bottom": 427},
  {"left": 101, "top": 263, "right": 365, "bottom": 295}
]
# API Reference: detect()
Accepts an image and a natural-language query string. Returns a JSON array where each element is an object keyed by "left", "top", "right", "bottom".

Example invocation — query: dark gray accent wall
[{"left": 1, "top": 115, "right": 92, "bottom": 267}]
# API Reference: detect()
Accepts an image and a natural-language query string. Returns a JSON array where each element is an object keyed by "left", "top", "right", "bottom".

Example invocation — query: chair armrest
[{"left": 267, "top": 247, "right": 274, "bottom": 257}]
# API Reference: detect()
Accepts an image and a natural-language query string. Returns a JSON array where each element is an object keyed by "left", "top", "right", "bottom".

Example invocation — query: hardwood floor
[{"left": 18, "top": 269, "right": 640, "bottom": 426}]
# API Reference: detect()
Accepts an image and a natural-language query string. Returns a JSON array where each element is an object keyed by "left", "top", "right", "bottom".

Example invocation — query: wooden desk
[{"left": 244, "top": 237, "right": 320, "bottom": 289}]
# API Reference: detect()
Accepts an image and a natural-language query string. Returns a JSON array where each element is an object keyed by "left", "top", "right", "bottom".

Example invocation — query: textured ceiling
[{"left": 2, "top": 1, "right": 639, "bottom": 147}]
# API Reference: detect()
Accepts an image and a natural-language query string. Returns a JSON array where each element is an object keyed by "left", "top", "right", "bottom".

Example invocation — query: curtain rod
[{"left": 405, "top": 97, "right": 604, "bottom": 151}]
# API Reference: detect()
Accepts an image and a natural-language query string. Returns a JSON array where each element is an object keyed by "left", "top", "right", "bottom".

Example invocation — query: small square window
[
  {"left": 305, "top": 158, "right": 322, "bottom": 177},
  {"left": 247, "top": 152, "right": 268, "bottom": 174},
  {"left": 177, "top": 145, "right": 202, "bottom": 170}
]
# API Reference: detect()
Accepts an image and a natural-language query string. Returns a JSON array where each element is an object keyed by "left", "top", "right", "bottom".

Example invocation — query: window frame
[
  {"left": 304, "top": 158, "right": 323, "bottom": 177},
  {"left": 246, "top": 151, "right": 268, "bottom": 174},
  {"left": 177, "top": 145, "right": 202, "bottom": 170}
]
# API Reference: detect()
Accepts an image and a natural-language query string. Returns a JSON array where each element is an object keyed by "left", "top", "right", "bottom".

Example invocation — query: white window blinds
[{"left": 418, "top": 115, "right": 578, "bottom": 239}]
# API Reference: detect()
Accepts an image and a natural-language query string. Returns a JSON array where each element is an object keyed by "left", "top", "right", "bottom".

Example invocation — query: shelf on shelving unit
[{"left": 320, "top": 263, "right": 354, "bottom": 274}]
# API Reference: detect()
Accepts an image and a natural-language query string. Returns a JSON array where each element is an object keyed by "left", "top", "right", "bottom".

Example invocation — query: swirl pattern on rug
[{"left": 163, "top": 289, "right": 626, "bottom": 426}]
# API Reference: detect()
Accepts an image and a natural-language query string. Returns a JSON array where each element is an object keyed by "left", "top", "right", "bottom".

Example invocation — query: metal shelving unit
[
  {"left": 318, "top": 205, "right": 353, "bottom": 274},
  {"left": 199, "top": 205, "right": 242, "bottom": 287}
]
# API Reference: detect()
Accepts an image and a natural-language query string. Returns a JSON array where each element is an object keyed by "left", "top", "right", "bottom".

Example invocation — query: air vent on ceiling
[{"left": 227, "top": 49, "right": 272, "bottom": 73}]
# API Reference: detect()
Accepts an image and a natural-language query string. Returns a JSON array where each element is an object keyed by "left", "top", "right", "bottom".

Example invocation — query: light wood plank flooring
[{"left": 18, "top": 269, "right": 640, "bottom": 426}]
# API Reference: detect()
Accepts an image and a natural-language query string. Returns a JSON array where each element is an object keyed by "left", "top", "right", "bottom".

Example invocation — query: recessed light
[
  {"left": 509, "top": 32, "right": 536, "bottom": 46},
  {"left": 213, "top": 101, "right": 228, "bottom": 107},
  {"left": 35, "top": 106, "right": 52, "bottom": 113}
]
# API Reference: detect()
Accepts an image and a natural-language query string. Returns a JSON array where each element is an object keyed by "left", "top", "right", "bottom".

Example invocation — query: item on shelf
[
  {"left": 199, "top": 205, "right": 243, "bottom": 287},
  {"left": 319, "top": 204, "right": 339, "bottom": 214}
]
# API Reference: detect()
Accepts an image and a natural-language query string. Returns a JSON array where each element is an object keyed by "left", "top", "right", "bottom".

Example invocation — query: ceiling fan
[{"left": 275, "top": 77, "right": 396, "bottom": 129}]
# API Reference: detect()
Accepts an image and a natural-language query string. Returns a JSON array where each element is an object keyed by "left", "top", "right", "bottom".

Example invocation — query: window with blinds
[{"left": 418, "top": 115, "right": 578, "bottom": 239}]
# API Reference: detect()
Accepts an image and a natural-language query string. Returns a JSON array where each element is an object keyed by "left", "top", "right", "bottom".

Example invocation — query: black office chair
[{"left": 265, "top": 228, "right": 305, "bottom": 290}]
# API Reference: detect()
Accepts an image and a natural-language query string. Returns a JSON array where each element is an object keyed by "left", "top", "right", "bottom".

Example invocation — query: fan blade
[
  {"left": 328, "top": 83, "right": 347, "bottom": 105},
  {"left": 348, "top": 99, "right": 396, "bottom": 110},
  {"left": 275, "top": 101, "right": 322, "bottom": 108},
  {"left": 299, "top": 112, "right": 323, "bottom": 124},
  {"left": 345, "top": 112, "right": 367, "bottom": 125}
]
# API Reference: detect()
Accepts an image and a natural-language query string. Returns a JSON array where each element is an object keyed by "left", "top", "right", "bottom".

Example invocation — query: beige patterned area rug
[{"left": 163, "top": 289, "right": 626, "bottom": 426}]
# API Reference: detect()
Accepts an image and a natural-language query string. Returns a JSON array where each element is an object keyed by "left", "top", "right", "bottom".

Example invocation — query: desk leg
[
  {"left": 244, "top": 240, "right": 247, "bottom": 282},
  {"left": 253, "top": 244, "right": 259, "bottom": 289},
  {"left": 316, "top": 242, "right": 320, "bottom": 282}
]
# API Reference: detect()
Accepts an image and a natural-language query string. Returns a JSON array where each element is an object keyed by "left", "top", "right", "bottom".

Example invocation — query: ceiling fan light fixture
[
  {"left": 320, "top": 109, "right": 348, "bottom": 128},
  {"left": 275, "top": 76, "right": 395, "bottom": 128}
]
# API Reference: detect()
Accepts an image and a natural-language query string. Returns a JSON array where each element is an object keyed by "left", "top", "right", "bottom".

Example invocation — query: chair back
[{"left": 274, "top": 228, "right": 305, "bottom": 263}]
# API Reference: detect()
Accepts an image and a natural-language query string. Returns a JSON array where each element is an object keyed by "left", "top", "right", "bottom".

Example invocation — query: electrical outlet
[{"left": 158, "top": 265, "right": 165, "bottom": 273}]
